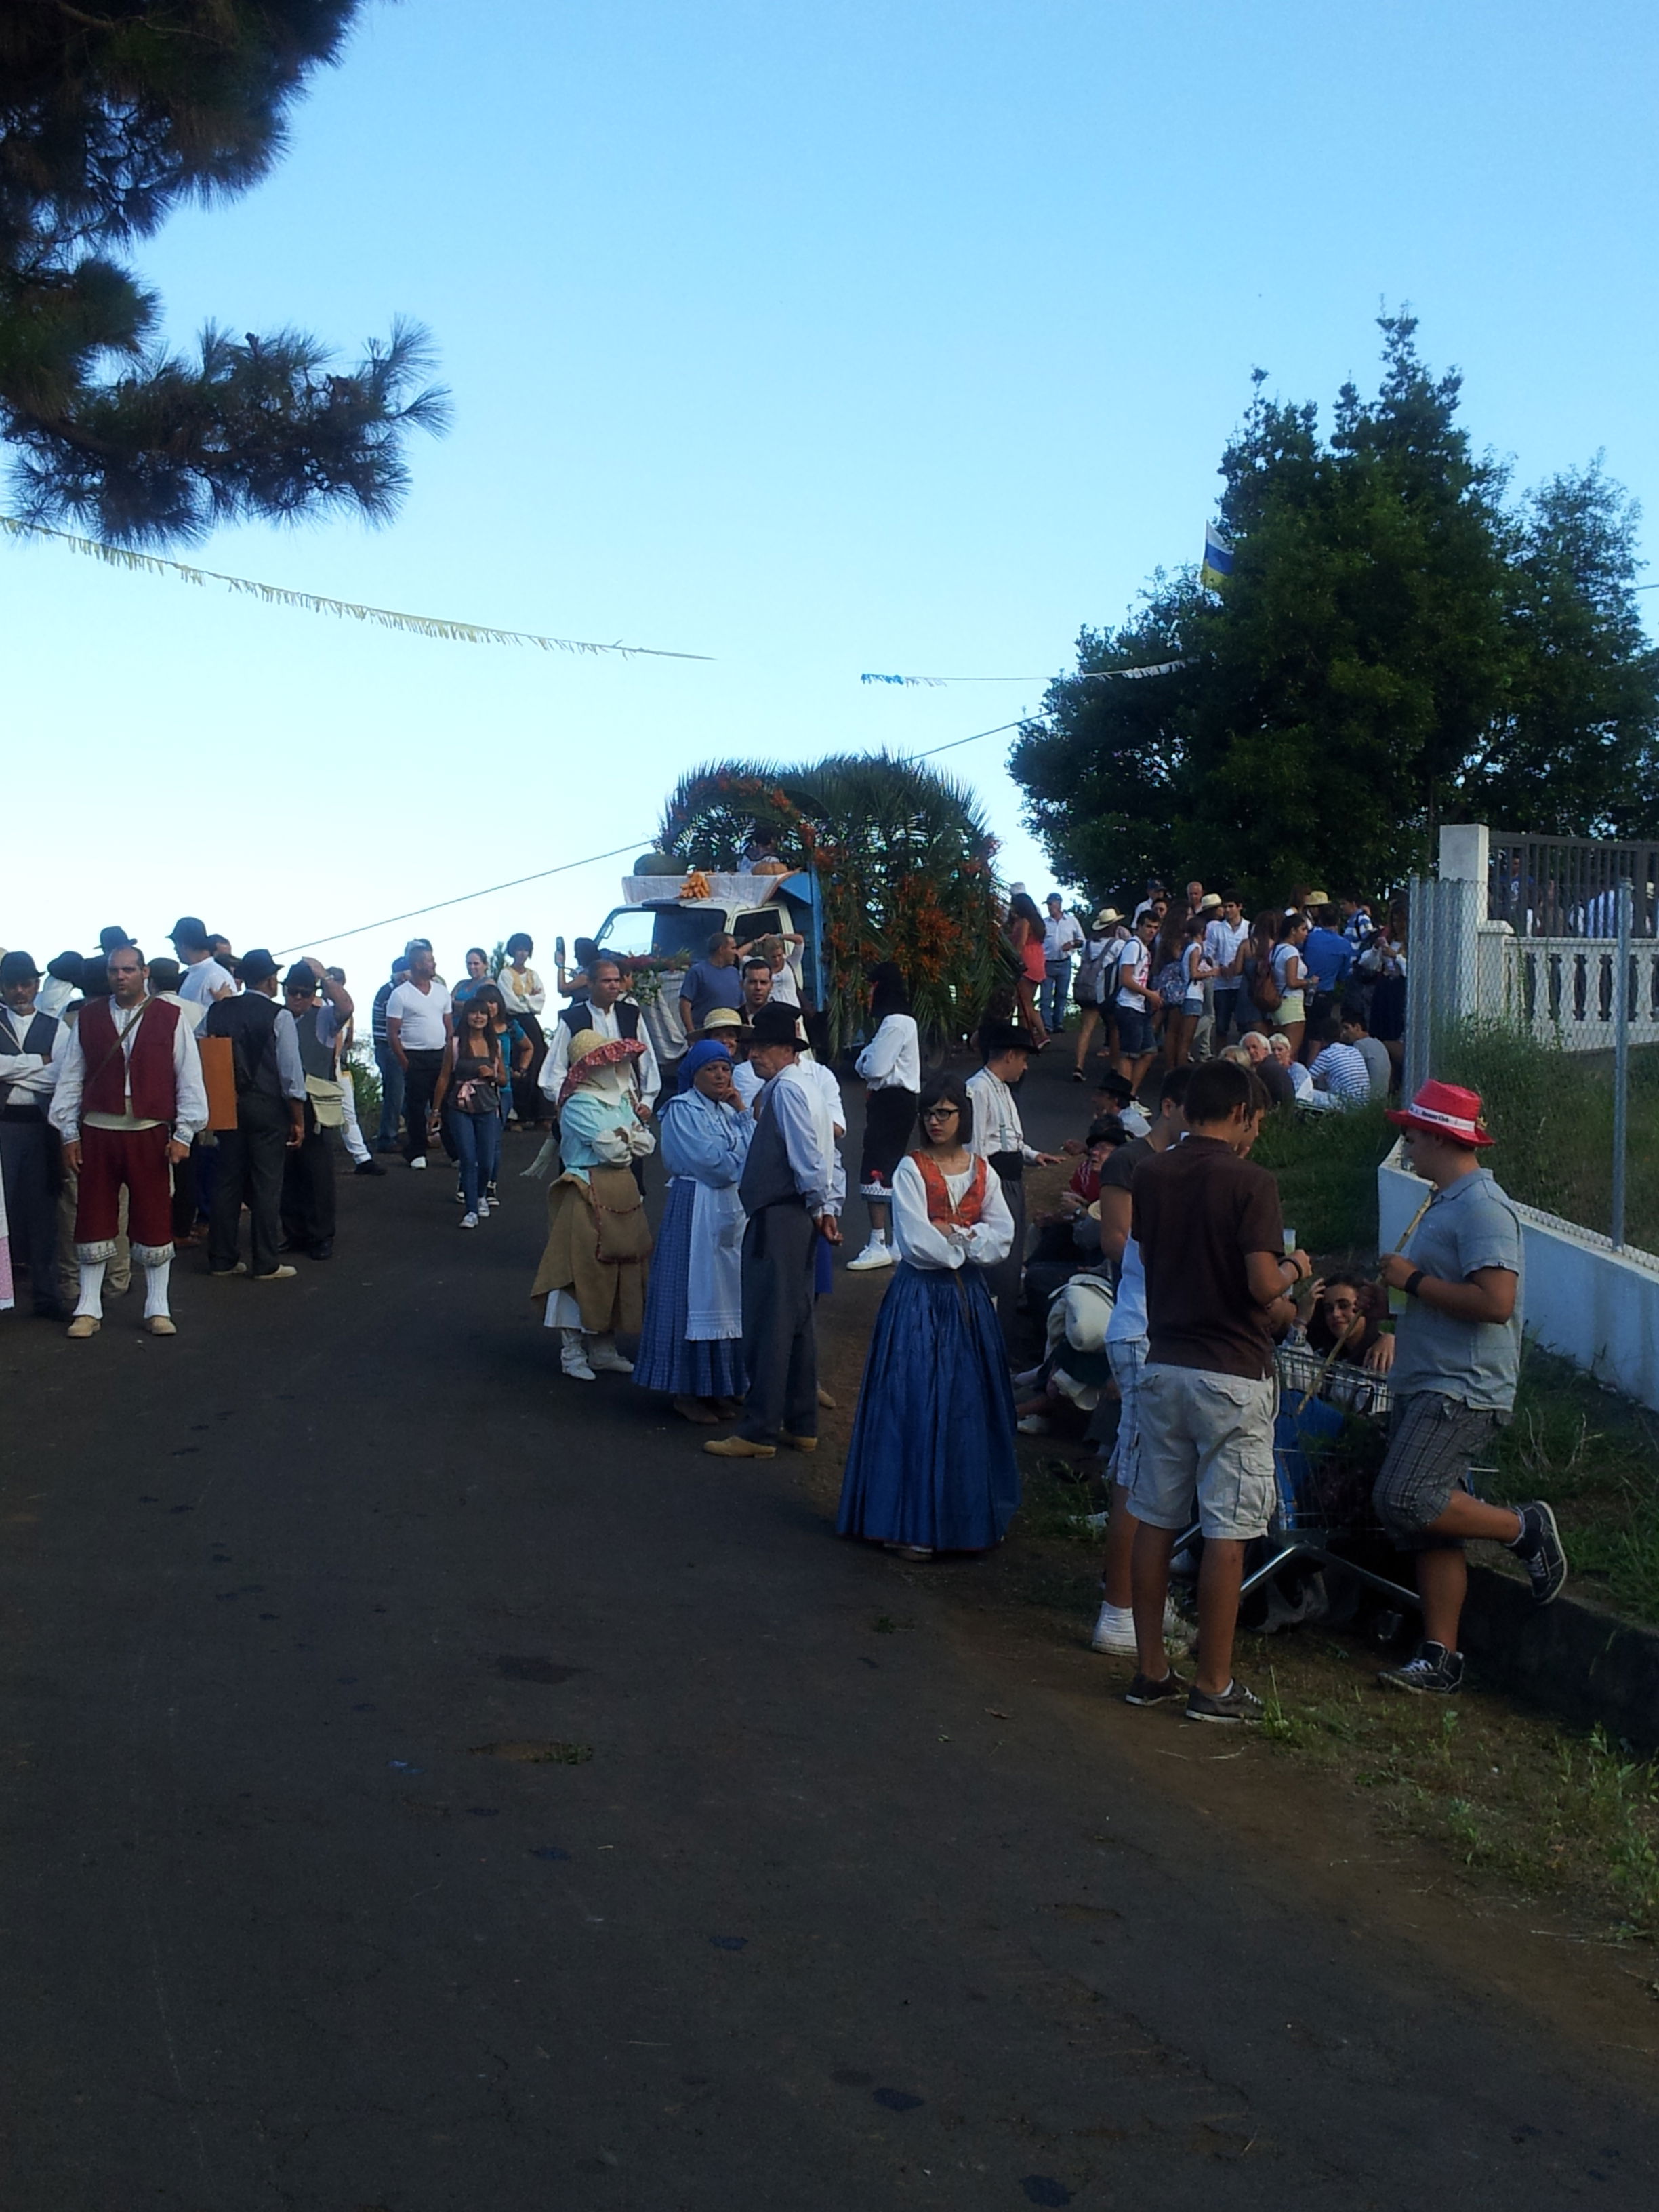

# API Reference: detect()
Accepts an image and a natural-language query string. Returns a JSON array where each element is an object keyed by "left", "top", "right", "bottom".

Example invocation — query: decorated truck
[
  {"left": 590, "top": 861, "right": 823, "bottom": 1066},
  {"left": 588, "top": 755, "right": 1008, "bottom": 1058}
]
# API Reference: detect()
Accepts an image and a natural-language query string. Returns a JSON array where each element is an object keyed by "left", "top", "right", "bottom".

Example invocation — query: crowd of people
[{"left": 0, "top": 878, "right": 1568, "bottom": 1722}]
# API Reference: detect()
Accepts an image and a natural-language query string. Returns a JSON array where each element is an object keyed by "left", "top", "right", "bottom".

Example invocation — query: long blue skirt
[
  {"left": 632, "top": 1179, "right": 747, "bottom": 1400},
  {"left": 836, "top": 1262, "right": 1021, "bottom": 1552}
]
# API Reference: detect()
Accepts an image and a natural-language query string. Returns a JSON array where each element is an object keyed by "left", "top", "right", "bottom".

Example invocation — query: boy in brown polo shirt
[{"left": 1126, "top": 1060, "right": 1309, "bottom": 1723}]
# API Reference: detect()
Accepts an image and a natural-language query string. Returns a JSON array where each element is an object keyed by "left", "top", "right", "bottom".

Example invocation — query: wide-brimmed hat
[
  {"left": 748, "top": 1002, "right": 805, "bottom": 1050},
  {"left": 558, "top": 1027, "right": 644, "bottom": 1107},
  {"left": 1091, "top": 907, "right": 1122, "bottom": 930},
  {"left": 1200, "top": 892, "right": 1223, "bottom": 911},
  {"left": 1386, "top": 1079, "right": 1493, "bottom": 1149},
  {"left": 0, "top": 949, "right": 41, "bottom": 986},
  {"left": 697, "top": 1006, "right": 750, "bottom": 1038}
]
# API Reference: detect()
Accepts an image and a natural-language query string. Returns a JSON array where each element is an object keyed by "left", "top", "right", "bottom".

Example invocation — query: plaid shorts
[{"left": 1372, "top": 1392, "right": 1503, "bottom": 1551}]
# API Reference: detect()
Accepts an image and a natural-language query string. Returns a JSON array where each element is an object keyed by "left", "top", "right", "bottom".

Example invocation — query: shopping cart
[{"left": 1234, "top": 1343, "right": 1419, "bottom": 1612}]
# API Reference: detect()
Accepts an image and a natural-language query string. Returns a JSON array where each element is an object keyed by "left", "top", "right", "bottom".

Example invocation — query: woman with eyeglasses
[{"left": 836, "top": 1073, "right": 1021, "bottom": 1561}]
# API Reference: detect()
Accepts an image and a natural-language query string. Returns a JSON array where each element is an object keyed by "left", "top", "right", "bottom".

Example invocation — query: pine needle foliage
[
  {"left": 0, "top": 1, "right": 447, "bottom": 544},
  {"left": 657, "top": 754, "right": 1009, "bottom": 1048}
]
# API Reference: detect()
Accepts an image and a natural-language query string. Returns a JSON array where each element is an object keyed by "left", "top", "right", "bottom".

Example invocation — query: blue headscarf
[{"left": 678, "top": 1038, "right": 734, "bottom": 1093}]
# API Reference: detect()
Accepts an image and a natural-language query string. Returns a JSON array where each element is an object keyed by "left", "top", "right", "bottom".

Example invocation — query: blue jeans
[
  {"left": 374, "top": 1041, "right": 404, "bottom": 1148},
  {"left": 450, "top": 1109, "right": 501, "bottom": 1212},
  {"left": 1040, "top": 957, "right": 1073, "bottom": 1031}
]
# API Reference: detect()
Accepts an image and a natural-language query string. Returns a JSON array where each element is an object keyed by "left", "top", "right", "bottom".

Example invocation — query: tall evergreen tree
[
  {"left": 1010, "top": 317, "right": 1658, "bottom": 907},
  {"left": 0, "top": 1, "right": 447, "bottom": 544}
]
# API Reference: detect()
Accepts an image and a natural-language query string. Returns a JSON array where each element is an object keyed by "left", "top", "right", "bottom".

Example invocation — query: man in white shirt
[
  {"left": 1040, "top": 895, "right": 1086, "bottom": 1035},
  {"left": 49, "top": 942, "right": 207, "bottom": 1338},
  {"left": 168, "top": 916, "right": 238, "bottom": 1015},
  {"left": 1113, "top": 912, "right": 1162, "bottom": 1097},
  {"left": 966, "top": 1021, "right": 1060, "bottom": 1357},
  {"left": 384, "top": 937, "right": 453, "bottom": 1169},
  {"left": 1203, "top": 894, "right": 1251, "bottom": 1048}
]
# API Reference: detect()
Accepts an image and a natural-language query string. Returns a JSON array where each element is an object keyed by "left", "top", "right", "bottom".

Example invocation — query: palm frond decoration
[{"left": 658, "top": 754, "right": 1011, "bottom": 1048}]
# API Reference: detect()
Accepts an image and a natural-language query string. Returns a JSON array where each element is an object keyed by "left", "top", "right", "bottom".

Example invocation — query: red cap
[{"left": 1385, "top": 1078, "right": 1493, "bottom": 1148}]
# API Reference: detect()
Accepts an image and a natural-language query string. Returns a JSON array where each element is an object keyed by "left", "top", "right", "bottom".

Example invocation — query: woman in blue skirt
[
  {"left": 632, "top": 1040, "right": 753, "bottom": 1424},
  {"left": 836, "top": 1073, "right": 1021, "bottom": 1559}
]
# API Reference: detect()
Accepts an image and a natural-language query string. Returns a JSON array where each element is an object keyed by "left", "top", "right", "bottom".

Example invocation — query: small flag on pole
[{"left": 1200, "top": 523, "right": 1235, "bottom": 591}]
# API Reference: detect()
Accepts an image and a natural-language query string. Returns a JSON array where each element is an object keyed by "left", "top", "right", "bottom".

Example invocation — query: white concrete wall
[{"left": 1380, "top": 1144, "right": 1659, "bottom": 1413}]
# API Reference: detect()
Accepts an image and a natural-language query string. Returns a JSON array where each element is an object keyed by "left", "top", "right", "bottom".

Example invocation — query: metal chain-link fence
[{"left": 1406, "top": 868, "right": 1658, "bottom": 1263}]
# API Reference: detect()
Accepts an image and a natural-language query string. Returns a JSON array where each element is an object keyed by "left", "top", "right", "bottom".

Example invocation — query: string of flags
[{"left": 0, "top": 515, "right": 714, "bottom": 662}]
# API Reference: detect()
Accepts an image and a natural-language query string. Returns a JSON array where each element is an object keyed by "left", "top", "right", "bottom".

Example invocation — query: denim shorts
[
  {"left": 1107, "top": 1336, "right": 1149, "bottom": 1491},
  {"left": 1115, "top": 1005, "right": 1154, "bottom": 1057},
  {"left": 1129, "top": 1363, "right": 1278, "bottom": 1540}
]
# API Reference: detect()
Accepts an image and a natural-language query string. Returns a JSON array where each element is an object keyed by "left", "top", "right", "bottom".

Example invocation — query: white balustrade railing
[{"left": 1501, "top": 935, "right": 1659, "bottom": 1052}]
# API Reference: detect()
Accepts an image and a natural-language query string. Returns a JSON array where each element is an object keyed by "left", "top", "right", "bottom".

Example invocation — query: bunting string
[{"left": 1, "top": 515, "right": 714, "bottom": 663}]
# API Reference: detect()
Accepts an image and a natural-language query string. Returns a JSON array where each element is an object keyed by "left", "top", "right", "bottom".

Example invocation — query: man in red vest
[{"left": 49, "top": 943, "right": 208, "bottom": 1339}]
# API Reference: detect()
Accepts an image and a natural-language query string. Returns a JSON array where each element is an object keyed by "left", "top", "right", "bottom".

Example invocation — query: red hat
[{"left": 1386, "top": 1079, "right": 1493, "bottom": 1148}]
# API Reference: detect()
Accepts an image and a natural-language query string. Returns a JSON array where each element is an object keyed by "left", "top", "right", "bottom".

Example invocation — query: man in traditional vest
[
  {"left": 705, "top": 1002, "right": 842, "bottom": 1460},
  {"left": 49, "top": 943, "right": 207, "bottom": 1338},
  {"left": 539, "top": 955, "right": 661, "bottom": 1115},
  {"left": 0, "top": 949, "right": 69, "bottom": 1319}
]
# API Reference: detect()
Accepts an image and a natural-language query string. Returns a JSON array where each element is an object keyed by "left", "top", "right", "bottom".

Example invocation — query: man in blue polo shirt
[{"left": 1374, "top": 1080, "right": 1567, "bottom": 1693}]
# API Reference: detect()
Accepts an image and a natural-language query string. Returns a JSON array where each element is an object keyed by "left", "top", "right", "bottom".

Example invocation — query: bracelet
[{"left": 1404, "top": 1269, "right": 1426, "bottom": 1299}]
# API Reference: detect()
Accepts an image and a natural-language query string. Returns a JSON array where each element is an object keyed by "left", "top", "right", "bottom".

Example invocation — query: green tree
[
  {"left": 0, "top": 1, "right": 447, "bottom": 544},
  {"left": 1461, "top": 460, "right": 1659, "bottom": 834},
  {"left": 1011, "top": 316, "right": 1659, "bottom": 908}
]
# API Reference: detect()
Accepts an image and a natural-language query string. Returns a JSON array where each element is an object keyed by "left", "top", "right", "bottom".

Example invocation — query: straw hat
[
  {"left": 558, "top": 1027, "right": 644, "bottom": 1107},
  {"left": 1091, "top": 907, "right": 1122, "bottom": 931}
]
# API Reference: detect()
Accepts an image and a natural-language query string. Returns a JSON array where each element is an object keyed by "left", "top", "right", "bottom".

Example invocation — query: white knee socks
[
  {"left": 75, "top": 1261, "right": 106, "bottom": 1319},
  {"left": 142, "top": 1257, "right": 171, "bottom": 1320}
]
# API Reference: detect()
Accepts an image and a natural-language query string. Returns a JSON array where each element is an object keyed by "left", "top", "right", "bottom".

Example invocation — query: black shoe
[
  {"left": 1185, "top": 1679, "right": 1265, "bottom": 1725},
  {"left": 375, "top": 1141, "right": 398, "bottom": 1154},
  {"left": 354, "top": 1159, "right": 388, "bottom": 1177},
  {"left": 1124, "top": 1668, "right": 1188, "bottom": 1708},
  {"left": 1511, "top": 1500, "right": 1568, "bottom": 1605},
  {"left": 33, "top": 1303, "right": 73, "bottom": 1324},
  {"left": 308, "top": 1240, "right": 333, "bottom": 1260},
  {"left": 1378, "top": 1642, "right": 1465, "bottom": 1695}
]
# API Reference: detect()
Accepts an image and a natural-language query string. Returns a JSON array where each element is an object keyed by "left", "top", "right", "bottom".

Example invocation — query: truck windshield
[{"left": 594, "top": 907, "right": 733, "bottom": 962}]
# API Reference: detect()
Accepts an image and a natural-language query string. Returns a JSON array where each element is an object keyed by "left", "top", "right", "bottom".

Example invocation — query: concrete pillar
[{"left": 1439, "top": 823, "right": 1489, "bottom": 883}]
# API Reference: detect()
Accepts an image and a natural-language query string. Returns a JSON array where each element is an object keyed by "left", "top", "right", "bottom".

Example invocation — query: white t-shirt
[
  {"left": 386, "top": 979, "right": 451, "bottom": 1050},
  {"left": 177, "top": 956, "right": 237, "bottom": 1008},
  {"left": 1204, "top": 917, "right": 1250, "bottom": 976},
  {"left": 1115, "top": 941, "right": 1151, "bottom": 1011}
]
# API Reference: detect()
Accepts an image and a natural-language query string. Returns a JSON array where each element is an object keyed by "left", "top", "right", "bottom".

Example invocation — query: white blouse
[
  {"left": 855, "top": 1012, "right": 920, "bottom": 1092},
  {"left": 890, "top": 1154, "right": 1015, "bottom": 1272}
]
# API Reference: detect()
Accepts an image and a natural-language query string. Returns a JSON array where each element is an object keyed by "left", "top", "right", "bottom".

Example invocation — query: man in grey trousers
[{"left": 705, "top": 1004, "right": 842, "bottom": 1460}]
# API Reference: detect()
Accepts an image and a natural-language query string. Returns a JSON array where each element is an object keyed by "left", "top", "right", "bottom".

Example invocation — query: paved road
[{"left": 3, "top": 1063, "right": 1656, "bottom": 2209}]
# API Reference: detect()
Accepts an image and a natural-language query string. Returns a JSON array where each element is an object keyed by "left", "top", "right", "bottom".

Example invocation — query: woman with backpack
[
  {"left": 1270, "top": 911, "right": 1312, "bottom": 1062},
  {"left": 1240, "top": 909, "right": 1284, "bottom": 1033},
  {"left": 1070, "top": 909, "right": 1123, "bottom": 1082}
]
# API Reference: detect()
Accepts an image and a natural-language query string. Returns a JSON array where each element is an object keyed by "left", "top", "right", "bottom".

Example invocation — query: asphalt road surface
[{"left": 3, "top": 1057, "right": 1656, "bottom": 2209}]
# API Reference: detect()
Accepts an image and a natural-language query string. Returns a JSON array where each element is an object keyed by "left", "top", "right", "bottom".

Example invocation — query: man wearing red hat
[{"left": 1374, "top": 1080, "right": 1568, "bottom": 1694}]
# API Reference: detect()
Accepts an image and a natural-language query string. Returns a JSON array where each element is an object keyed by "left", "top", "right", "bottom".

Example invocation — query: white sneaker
[
  {"left": 460, "top": 1211, "right": 479, "bottom": 1230},
  {"left": 476, "top": 1197, "right": 491, "bottom": 1220},
  {"left": 409, "top": 1157, "right": 427, "bottom": 1172},
  {"left": 846, "top": 1238, "right": 895, "bottom": 1272},
  {"left": 1090, "top": 1601, "right": 1138, "bottom": 1656},
  {"left": 587, "top": 1339, "right": 635, "bottom": 1375},
  {"left": 1090, "top": 1597, "right": 1188, "bottom": 1656}
]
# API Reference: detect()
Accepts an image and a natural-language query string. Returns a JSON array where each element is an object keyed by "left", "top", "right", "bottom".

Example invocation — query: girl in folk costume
[
  {"left": 530, "top": 1030, "right": 655, "bottom": 1382},
  {"left": 836, "top": 1073, "right": 1021, "bottom": 1560},
  {"left": 632, "top": 1039, "right": 754, "bottom": 1425}
]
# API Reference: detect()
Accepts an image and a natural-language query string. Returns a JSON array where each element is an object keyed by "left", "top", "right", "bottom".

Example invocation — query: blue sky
[{"left": 5, "top": 0, "right": 1656, "bottom": 988}]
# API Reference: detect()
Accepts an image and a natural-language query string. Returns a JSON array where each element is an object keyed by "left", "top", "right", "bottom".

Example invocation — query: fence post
[{"left": 1612, "top": 876, "right": 1632, "bottom": 1250}]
